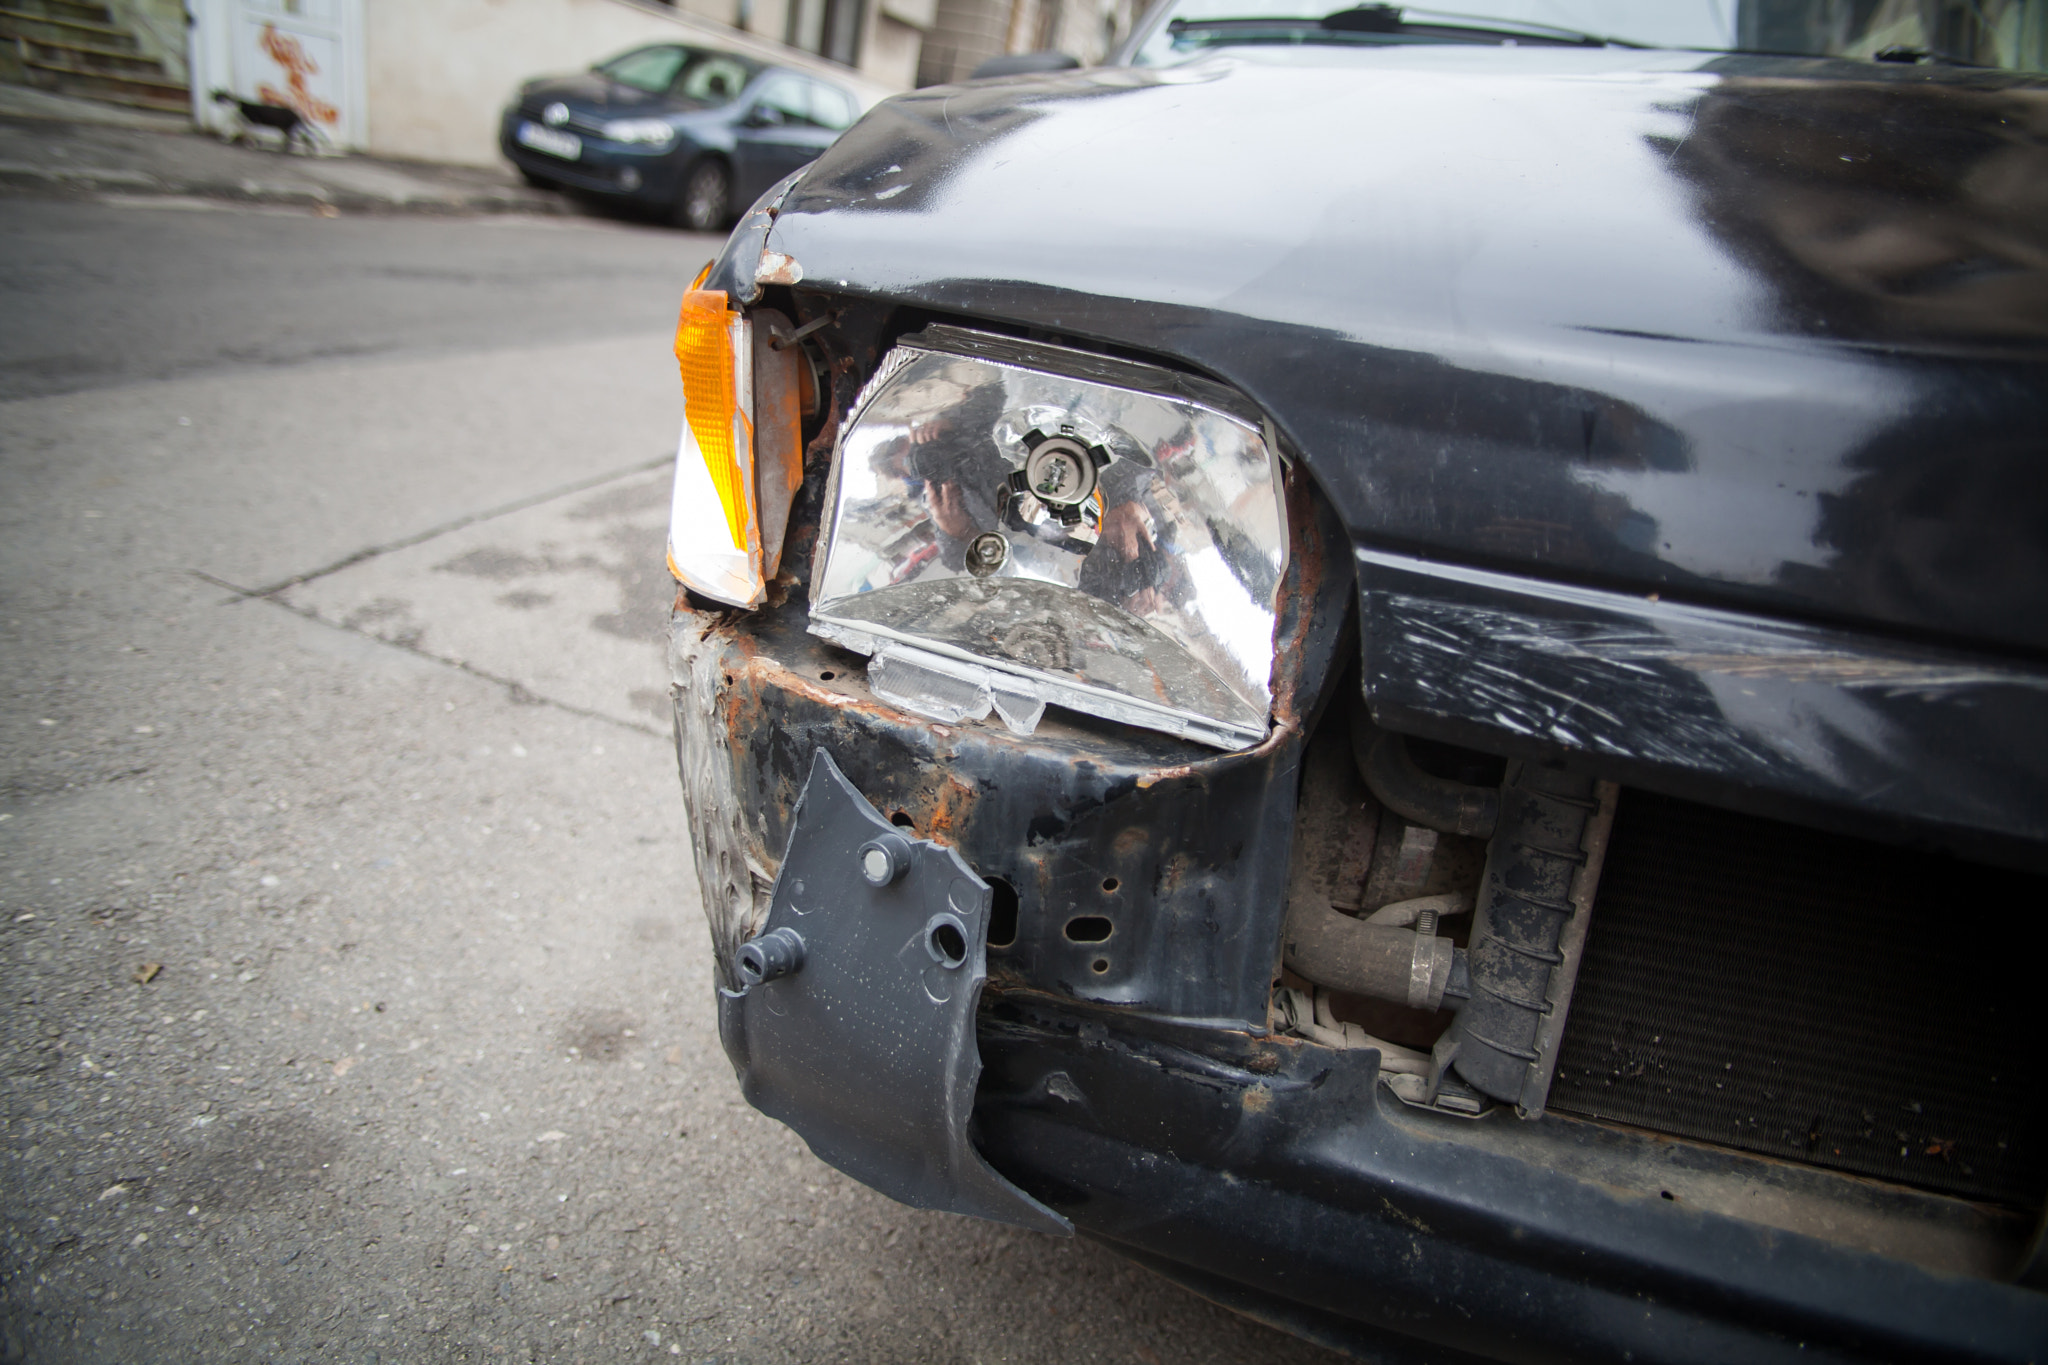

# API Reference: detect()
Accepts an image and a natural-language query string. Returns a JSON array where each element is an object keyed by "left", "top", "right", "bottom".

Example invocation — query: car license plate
[{"left": 516, "top": 121, "right": 580, "bottom": 161}]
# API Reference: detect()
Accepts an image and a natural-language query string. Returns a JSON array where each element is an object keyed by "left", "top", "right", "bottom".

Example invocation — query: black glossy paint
[
  {"left": 1359, "top": 547, "right": 2048, "bottom": 870},
  {"left": 762, "top": 47, "right": 2048, "bottom": 664}
]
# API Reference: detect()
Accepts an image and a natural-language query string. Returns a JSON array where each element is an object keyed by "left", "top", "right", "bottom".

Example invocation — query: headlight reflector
[{"left": 810, "top": 327, "right": 1287, "bottom": 750}]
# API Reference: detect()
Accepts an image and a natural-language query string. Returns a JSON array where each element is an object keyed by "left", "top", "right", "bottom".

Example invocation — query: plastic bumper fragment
[{"left": 716, "top": 748, "right": 1071, "bottom": 1236}]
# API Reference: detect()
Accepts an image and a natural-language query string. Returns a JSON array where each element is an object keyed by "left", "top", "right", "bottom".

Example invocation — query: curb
[{"left": 0, "top": 161, "right": 569, "bottom": 215}]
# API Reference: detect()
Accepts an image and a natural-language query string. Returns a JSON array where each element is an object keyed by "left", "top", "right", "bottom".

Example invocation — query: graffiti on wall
[{"left": 256, "top": 23, "right": 339, "bottom": 125}]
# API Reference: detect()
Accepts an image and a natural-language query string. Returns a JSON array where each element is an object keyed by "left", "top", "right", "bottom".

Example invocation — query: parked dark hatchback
[
  {"left": 662, "top": 1, "right": 2048, "bottom": 1360},
  {"left": 500, "top": 43, "right": 862, "bottom": 231}
]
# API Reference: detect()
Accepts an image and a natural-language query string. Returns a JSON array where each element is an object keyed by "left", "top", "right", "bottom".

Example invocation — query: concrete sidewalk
[{"left": 0, "top": 84, "right": 569, "bottom": 215}]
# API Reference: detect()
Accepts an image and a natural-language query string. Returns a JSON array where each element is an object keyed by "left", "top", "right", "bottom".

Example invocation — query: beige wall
[
  {"left": 863, "top": 12, "right": 924, "bottom": 88},
  {"left": 918, "top": 0, "right": 1140, "bottom": 86},
  {"left": 917, "top": 0, "right": 1009, "bottom": 85},
  {"left": 363, "top": 0, "right": 899, "bottom": 167}
]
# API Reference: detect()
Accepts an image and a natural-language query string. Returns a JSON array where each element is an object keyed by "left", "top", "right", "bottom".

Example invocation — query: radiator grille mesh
[{"left": 1550, "top": 790, "right": 2046, "bottom": 1209}]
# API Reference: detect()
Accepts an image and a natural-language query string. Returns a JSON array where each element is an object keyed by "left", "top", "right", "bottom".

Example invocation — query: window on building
[{"left": 785, "top": 0, "right": 866, "bottom": 67}]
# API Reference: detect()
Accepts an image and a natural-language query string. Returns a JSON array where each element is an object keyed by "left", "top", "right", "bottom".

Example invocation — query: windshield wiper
[{"left": 1167, "top": 4, "right": 1635, "bottom": 49}]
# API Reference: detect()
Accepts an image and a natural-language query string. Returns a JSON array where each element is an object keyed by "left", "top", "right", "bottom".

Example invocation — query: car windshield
[
  {"left": 594, "top": 46, "right": 760, "bottom": 104},
  {"left": 1132, "top": 0, "right": 2048, "bottom": 70}
]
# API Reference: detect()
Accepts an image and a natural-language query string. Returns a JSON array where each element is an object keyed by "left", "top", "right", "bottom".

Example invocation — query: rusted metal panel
[{"left": 668, "top": 428, "right": 1355, "bottom": 1027}]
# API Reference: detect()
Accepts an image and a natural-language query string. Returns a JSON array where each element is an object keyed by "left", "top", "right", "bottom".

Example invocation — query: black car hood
[{"left": 767, "top": 47, "right": 2048, "bottom": 659}]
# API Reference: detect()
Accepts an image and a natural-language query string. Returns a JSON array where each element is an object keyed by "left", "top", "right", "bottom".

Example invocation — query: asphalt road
[{"left": 0, "top": 192, "right": 1344, "bottom": 1364}]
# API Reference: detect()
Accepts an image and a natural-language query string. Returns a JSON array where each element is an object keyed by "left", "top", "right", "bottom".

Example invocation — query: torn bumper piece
[{"left": 715, "top": 748, "right": 1071, "bottom": 1236}]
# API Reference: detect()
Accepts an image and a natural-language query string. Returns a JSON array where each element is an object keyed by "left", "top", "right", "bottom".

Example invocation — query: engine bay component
[
  {"left": 807, "top": 325, "right": 1288, "bottom": 750},
  {"left": 749, "top": 308, "right": 809, "bottom": 583},
  {"left": 1282, "top": 891, "right": 1468, "bottom": 1010},
  {"left": 1442, "top": 764, "right": 1620, "bottom": 1118},
  {"left": 1360, "top": 731, "right": 1500, "bottom": 839}
]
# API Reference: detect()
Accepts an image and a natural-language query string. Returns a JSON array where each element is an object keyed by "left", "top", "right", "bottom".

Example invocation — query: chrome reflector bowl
[{"left": 810, "top": 326, "right": 1287, "bottom": 750}]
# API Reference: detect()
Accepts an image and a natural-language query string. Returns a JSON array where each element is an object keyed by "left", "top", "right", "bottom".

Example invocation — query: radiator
[{"left": 1549, "top": 789, "right": 2046, "bottom": 1209}]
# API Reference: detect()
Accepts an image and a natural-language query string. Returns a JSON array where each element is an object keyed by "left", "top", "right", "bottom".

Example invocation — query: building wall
[
  {"left": 864, "top": 12, "right": 926, "bottom": 88},
  {"left": 361, "top": 0, "right": 902, "bottom": 167},
  {"left": 916, "top": 0, "right": 1010, "bottom": 84},
  {"left": 916, "top": 0, "right": 1142, "bottom": 86}
]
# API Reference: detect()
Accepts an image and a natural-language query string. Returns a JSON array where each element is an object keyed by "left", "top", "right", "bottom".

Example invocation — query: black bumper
[{"left": 976, "top": 999, "right": 2048, "bottom": 1365}]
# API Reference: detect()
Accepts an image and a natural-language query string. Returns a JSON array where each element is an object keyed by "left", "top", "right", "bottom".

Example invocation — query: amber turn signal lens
[{"left": 673, "top": 287, "right": 751, "bottom": 552}]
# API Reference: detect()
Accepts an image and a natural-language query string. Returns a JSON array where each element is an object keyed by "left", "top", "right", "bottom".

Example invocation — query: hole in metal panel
[
  {"left": 1101, "top": 876, "right": 1120, "bottom": 893},
  {"left": 1091, "top": 958, "right": 1110, "bottom": 974},
  {"left": 889, "top": 810, "right": 915, "bottom": 831},
  {"left": 986, "top": 877, "right": 1019, "bottom": 948},
  {"left": 1064, "top": 915, "right": 1113, "bottom": 943},
  {"left": 930, "top": 921, "right": 967, "bottom": 966}
]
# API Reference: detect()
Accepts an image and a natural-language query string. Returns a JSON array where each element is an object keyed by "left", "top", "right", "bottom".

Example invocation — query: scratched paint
[{"left": 1359, "top": 548, "right": 2048, "bottom": 853}]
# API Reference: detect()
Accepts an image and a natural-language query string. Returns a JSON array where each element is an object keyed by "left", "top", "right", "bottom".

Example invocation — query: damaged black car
[{"left": 661, "top": 2, "right": 2048, "bottom": 1359}]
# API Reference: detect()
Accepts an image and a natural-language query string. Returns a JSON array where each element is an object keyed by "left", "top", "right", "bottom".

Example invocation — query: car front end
[
  {"left": 500, "top": 87, "right": 699, "bottom": 207},
  {"left": 662, "top": 29, "right": 2048, "bottom": 1363}
]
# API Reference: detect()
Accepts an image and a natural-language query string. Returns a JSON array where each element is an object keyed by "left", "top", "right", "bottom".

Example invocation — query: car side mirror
[{"left": 744, "top": 105, "right": 784, "bottom": 128}]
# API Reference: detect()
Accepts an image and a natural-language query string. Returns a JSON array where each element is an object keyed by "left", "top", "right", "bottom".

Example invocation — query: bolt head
[
  {"left": 862, "top": 847, "right": 892, "bottom": 885},
  {"left": 966, "top": 532, "right": 1008, "bottom": 578}
]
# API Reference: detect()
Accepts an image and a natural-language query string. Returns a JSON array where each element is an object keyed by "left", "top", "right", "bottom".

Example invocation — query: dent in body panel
[
  {"left": 670, "top": 602, "right": 778, "bottom": 991},
  {"left": 1359, "top": 549, "right": 2048, "bottom": 851}
]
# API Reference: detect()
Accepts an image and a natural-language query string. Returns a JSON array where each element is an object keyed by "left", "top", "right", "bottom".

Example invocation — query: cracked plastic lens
[{"left": 809, "top": 328, "right": 1288, "bottom": 750}]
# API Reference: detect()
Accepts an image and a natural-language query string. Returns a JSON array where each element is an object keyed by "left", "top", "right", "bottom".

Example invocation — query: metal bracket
[{"left": 716, "top": 749, "right": 1071, "bottom": 1236}]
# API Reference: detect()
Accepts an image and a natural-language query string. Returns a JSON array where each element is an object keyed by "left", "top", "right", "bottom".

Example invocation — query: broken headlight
[{"left": 810, "top": 326, "right": 1287, "bottom": 751}]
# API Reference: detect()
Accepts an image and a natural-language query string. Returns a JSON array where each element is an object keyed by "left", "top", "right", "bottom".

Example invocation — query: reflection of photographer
[
  {"left": 901, "top": 381, "right": 1008, "bottom": 572},
  {"left": 1079, "top": 424, "right": 1195, "bottom": 615},
  {"left": 1082, "top": 499, "right": 1168, "bottom": 615}
]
